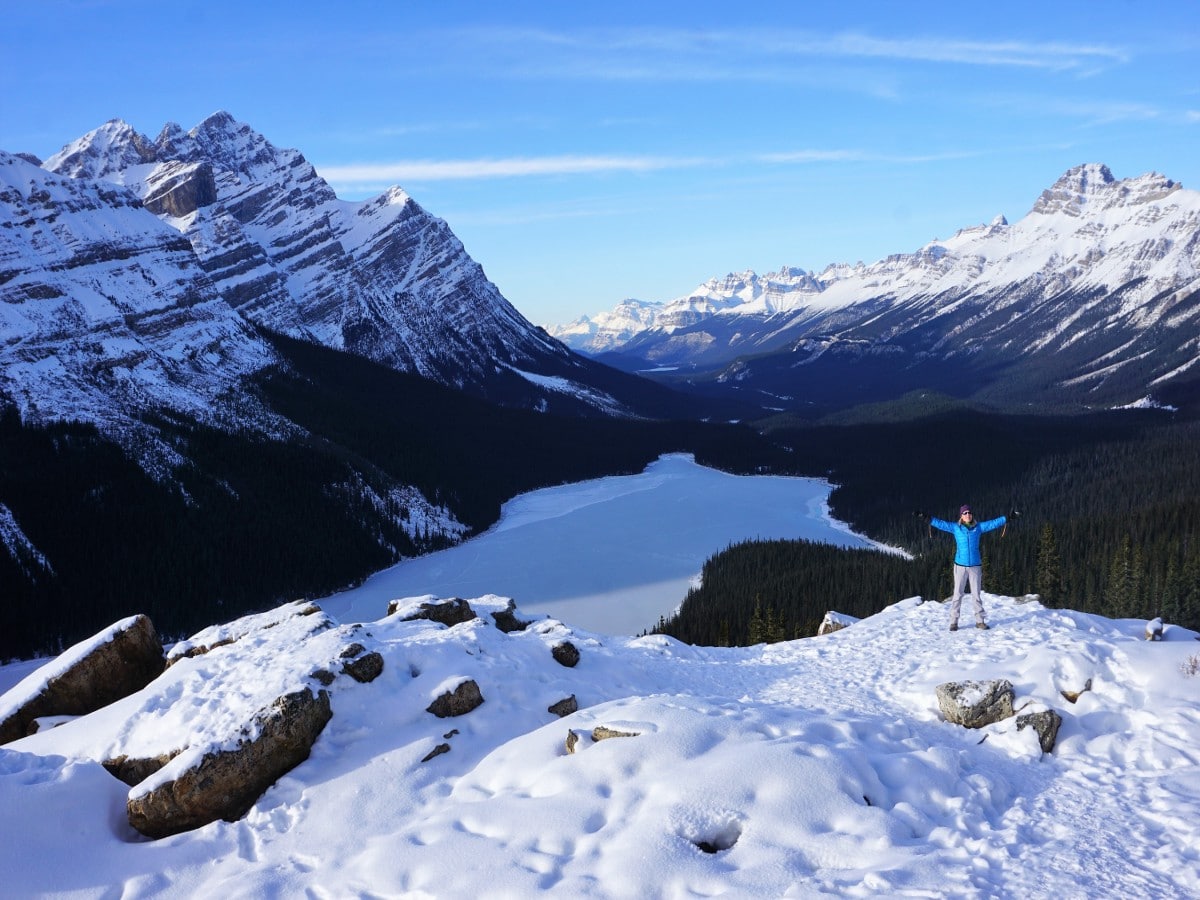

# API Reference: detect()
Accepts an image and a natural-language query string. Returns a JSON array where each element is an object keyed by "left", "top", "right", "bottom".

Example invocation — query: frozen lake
[{"left": 320, "top": 453, "right": 882, "bottom": 634}]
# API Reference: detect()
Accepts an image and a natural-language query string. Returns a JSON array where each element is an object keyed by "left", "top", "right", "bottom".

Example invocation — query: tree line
[{"left": 655, "top": 411, "right": 1200, "bottom": 645}]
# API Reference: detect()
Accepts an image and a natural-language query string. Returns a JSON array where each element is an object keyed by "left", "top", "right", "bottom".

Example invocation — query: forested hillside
[
  {"left": 656, "top": 410, "right": 1200, "bottom": 645},
  {"left": 0, "top": 332, "right": 785, "bottom": 661}
]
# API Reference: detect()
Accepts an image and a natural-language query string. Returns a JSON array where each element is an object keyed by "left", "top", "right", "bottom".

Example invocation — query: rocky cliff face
[
  {"left": 0, "top": 150, "right": 274, "bottom": 433},
  {"left": 42, "top": 113, "right": 620, "bottom": 411},
  {"left": 552, "top": 164, "right": 1200, "bottom": 411}
]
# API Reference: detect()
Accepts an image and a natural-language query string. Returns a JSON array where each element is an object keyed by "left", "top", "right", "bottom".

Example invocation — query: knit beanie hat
[{"left": 959, "top": 504, "right": 971, "bottom": 516}]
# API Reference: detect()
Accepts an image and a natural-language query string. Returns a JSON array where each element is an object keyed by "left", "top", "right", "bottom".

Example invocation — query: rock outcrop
[
  {"left": 392, "top": 597, "right": 478, "bottom": 628},
  {"left": 127, "top": 687, "right": 332, "bottom": 838},
  {"left": 0, "top": 615, "right": 164, "bottom": 745}
]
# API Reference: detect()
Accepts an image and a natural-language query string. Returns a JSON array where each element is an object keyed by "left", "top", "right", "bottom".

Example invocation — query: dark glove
[
  {"left": 914, "top": 510, "right": 930, "bottom": 521},
  {"left": 1009, "top": 508, "right": 1021, "bottom": 519}
]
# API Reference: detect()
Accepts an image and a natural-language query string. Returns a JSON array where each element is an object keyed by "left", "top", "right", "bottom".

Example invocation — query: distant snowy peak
[
  {"left": 1030, "top": 163, "right": 1181, "bottom": 217},
  {"left": 556, "top": 163, "right": 1199, "bottom": 353},
  {"left": 552, "top": 163, "right": 1200, "bottom": 409}
]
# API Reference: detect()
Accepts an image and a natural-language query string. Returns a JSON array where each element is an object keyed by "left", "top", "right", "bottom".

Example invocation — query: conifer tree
[
  {"left": 1106, "top": 536, "right": 1135, "bottom": 618},
  {"left": 1035, "top": 523, "right": 1063, "bottom": 605},
  {"left": 748, "top": 595, "right": 767, "bottom": 644}
]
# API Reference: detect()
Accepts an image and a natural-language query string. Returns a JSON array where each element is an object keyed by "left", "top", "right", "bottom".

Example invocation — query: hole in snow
[{"left": 690, "top": 819, "right": 742, "bottom": 854}]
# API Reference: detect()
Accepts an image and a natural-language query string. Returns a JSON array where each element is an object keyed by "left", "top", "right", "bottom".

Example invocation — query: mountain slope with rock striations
[
  {"left": 0, "top": 150, "right": 275, "bottom": 435},
  {"left": 41, "top": 112, "right": 679, "bottom": 419}
]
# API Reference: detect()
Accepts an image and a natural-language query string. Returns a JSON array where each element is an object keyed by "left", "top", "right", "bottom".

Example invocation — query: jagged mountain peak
[
  {"left": 1030, "top": 162, "right": 1182, "bottom": 216},
  {"left": 20, "top": 114, "right": 674, "bottom": 422},
  {"left": 44, "top": 118, "right": 156, "bottom": 180}
]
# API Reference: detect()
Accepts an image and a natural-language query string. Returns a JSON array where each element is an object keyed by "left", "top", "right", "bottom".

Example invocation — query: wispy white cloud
[
  {"left": 318, "top": 147, "right": 990, "bottom": 192},
  {"left": 453, "top": 26, "right": 1129, "bottom": 79},
  {"left": 317, "top": 153, "right": 714, "bottom": 185}
]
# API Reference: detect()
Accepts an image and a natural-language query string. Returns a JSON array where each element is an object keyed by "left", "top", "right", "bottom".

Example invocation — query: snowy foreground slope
[{"left": 3, "top": 593, "right": 1200, "bottom": 898}]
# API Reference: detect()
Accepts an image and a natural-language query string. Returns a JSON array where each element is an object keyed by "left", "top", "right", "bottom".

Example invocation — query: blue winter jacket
[{"left": 931, "top": 516, "right": 1006, "bottom": 566}]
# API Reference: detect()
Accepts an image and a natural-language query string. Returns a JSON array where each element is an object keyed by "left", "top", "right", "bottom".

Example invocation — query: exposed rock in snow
[{"left": 0, "top": 615, "right": 164, "bottom": 745}]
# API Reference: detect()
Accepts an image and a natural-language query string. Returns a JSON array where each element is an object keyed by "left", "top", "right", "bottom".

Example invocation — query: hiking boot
[
  {"left": 976, "top": 622, "right": 989, "bottom": 630},
  {"left": 949, "top": 623, "right": 958, "bottom": 632}
]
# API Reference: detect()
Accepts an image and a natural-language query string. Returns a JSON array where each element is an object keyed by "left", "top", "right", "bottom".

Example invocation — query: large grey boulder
[
  {"left": 127, "top": 687, "right": 332, "bottom": 838},
  {"left": 0, "top": 614, "right": 164, "bottom": 745},
  {"left": 936, "top": 679, "right": 1015, "bottom": 729}
]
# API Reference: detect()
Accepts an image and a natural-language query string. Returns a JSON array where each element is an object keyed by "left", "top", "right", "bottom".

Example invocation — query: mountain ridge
[
  {"left": 550, "top": 163, "right": 1200, "bottom": 414},
  {"left": 19, "top": 111, "right": 697, "bottom": 431}
]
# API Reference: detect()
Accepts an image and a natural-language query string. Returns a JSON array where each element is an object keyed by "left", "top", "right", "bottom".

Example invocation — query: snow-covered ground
[
  {"left": 3, "top": 454, "right": 1200, "bottom": 897},
  {"left": 3, "top": 590, "right": 1200, "bottom": 898},
  {"left": 321, "top": 453, "right": 884, "bottom": 634}
]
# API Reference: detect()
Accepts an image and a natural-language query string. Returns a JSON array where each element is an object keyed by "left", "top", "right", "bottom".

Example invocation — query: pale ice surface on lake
[{"left": 319, "top": 453, "right": 885, "bottom": 633}]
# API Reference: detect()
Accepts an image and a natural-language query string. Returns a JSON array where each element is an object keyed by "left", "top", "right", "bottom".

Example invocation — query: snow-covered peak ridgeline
[
  {"left": 0, "top": 150, "right": 273, "bottom": 431},
  {"left": 550, "top": 164, "right": 1200, "bottom": 410},
  {"left": 40, "top": 112, "right": 626, "bottom": 413},
  {"left": 4, "top": 592, "right": 1200, "bottom": 896}
]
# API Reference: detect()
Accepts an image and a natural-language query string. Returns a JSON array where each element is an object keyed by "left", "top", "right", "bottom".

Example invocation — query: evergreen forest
[{"left": 655, "top": 409, "right": 1200, "bottom": 646}]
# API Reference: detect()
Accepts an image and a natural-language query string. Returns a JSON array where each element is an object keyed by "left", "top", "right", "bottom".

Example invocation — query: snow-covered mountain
[
  {"left": 0, "top": 150, "right": 277, "bottom": 434},
  {"left": 551, "top": 165, "right": 1200, "bottom": 412},
  {"left": 4, "top": 589, "right": 1200, "bottom": 896},
  {"left": 17, "top": 112, "right": 674, "bottom": 426}
]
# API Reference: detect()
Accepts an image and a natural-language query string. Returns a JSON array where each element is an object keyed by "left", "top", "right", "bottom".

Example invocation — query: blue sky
[{"left": 3, "top": 1, "right": 1198, "bottom": 325}]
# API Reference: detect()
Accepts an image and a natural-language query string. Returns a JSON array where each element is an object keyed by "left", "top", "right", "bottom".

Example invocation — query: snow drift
[{"left": 2, "top": 589, "right": 1199, "bottom": 897}]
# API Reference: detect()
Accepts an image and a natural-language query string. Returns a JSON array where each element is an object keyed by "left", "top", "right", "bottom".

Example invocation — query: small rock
[
  {"left": 817, "top": 611, "right": 859, "bottom": 635},
  {"left": 490, "top": 600, "right": 531, "bottom": 634},
  {"left": 103, "top": 751, "right": 181, "bottom": 787},
  {"left": 592, "top": 725, "right": 639, "bottom": 742},
  {"left": 340, "top": 649, "right": 384, "bottom": 684},
  {"left": 1060, "top": 678, "right": 1093, "bottom": 704},
  {"left": 421, "top": 743, "right": 451, "bottom": 763},
  {"left": 1016, "top": 709, "right": 1063, "bottom": 754},
  {"left": 565, "top": 730, "right": 582, "bottom": 754},
  {"left": 548, "top": 695, "right": 579, "bottom": 718},
  {"left": 552, "top": 641, "right": 580, "bottom": 668},
  {"left": 427, "top": 680, "right": 484, "bottom": 718},
  {"left": 1145, "top": 617, "right": 1164, "bottom": 641},
  {"left": 393, "top": 597, "right": 478, "bottom": 628}
]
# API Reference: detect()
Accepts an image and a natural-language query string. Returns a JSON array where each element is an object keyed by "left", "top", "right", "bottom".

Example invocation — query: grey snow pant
[{"left": 950, "top": 564, "right": 985, "bottom": 626}]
